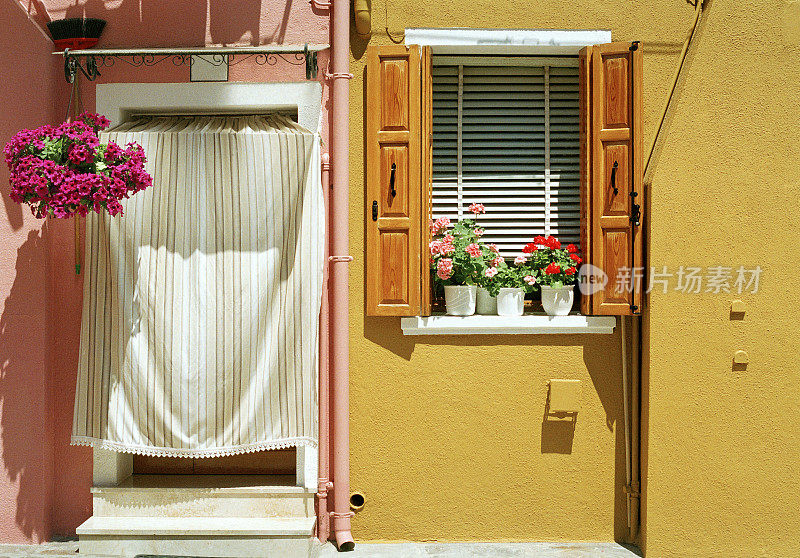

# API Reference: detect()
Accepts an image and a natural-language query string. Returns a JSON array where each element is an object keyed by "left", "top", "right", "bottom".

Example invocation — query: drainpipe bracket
[
  {"left": 330, "top": 511, "right": 355, "bottom": 519},
  {"left": 625, "top": 485, "right": 641, "bottom": 498},
  {"left": 329, "top": 255, "right": 354, "bottom": 263},
  {"left": 325, "top": 71, "right": 354, "bottom": 80}
]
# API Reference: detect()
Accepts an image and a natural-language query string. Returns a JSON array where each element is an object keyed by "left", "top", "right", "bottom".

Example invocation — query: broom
[{"left": 47, "top": 18, "right": 106, "bottom": 50}]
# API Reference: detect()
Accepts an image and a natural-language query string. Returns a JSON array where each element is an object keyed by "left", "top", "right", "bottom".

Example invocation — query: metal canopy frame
[{"left": 55, "top": 44, "right": 329, "bottom": 83}]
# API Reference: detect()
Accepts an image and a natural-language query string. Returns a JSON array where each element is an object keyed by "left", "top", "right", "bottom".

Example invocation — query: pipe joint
[
  {"left": 317, "top": 479, "right": 334, "bottom": 498},
  {"left": 330, "top": 511, "right": 355, "bottom": 519},
  {"left": 329, "top": 255, "right": 354, "bottom": 263}
]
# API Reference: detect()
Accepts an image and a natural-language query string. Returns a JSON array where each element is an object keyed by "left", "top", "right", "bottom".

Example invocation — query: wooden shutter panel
[
  {"left": 579, "top": 42, "right": 643, "bottom": 316},
  {"left": 366, "top": 45, "right": 426, "bottom": 316}
]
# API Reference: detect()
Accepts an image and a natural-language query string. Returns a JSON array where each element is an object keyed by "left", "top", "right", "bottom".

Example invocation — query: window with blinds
[{"left": 431, "top": 58, "right": 581, "bottom": 257}]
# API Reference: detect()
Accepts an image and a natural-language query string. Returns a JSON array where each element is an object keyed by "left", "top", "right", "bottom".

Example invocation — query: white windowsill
[{"left": 400, "top": 314, "right": 616, "bottom": 335}]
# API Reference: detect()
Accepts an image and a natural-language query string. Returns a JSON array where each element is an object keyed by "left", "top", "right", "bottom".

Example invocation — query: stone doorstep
[{"left": 76, "top": 515, "right": 316, "bottom": 536}]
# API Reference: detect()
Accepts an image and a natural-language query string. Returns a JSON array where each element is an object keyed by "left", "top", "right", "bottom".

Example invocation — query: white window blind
[{"left": 431, "top": 58, "right": 580, "bottom": 256}]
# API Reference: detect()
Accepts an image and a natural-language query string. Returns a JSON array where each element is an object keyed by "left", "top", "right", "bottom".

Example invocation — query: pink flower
[
  {"left": 429, "top": 240, "right": 443, "bottom": 256},
  {"left": 488, "top": 243, "right": 500, "bottom": 254},
  {"left": 474, "top": 228, "right": 484, "bottom": 237},
  {"left": 491, "top": 256, "right": 504, "bottom": 267},
  {"left": 484, "top": 267, "right": 498, "bottom": 278},
  {"left": 514, "top": 255, "right": 527, "bottom": 265},
  {"left": 4, "top": 116, "right": 151, "bottom": 219},
  {"left": 468, "top": 203, "right": 486, "bottom": 215},
  {"left": 440, "top": 240, "right": 455, "bottom": 255},
  {"left": 466, "top": 243, "right": 482, "bottom": 258},
  {"left": 430, "top": 216, "right": 451, "bottom": 235},
  {"left": 437, "top": 258, "right": 454, "bottom": 280},
  {"left": 524, "top": 275, "right": 537, "bottom": 286}
]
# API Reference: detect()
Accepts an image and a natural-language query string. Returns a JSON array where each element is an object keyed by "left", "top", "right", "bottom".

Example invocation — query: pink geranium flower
[
  {"left": 484, "top": 267, "right": 498, "bottom": 278},
  {"left": 515, "top": 255, "right": 527, "bottom": 265},
  {"left": 437, "top": 258, "right": 454, "bottom": 280},
  {"left": 468, "top": 203, "right": 485, "bottom": 215},
  {"left": 466, "top": 243, "right": 482, "bottom": 258},
  {"left": 430, "top": 216, "right": 451, "bottom": 235},
  {"left": 524, "top": 275, "right": 536, "bottom": 285},
  {"left": 491, "top": 256, "right": 504, "bottom": 267}
]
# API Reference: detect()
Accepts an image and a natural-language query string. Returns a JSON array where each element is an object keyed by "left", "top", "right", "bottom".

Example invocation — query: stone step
[
  {"left": 91, "top": 474, "right": 314, "bottom": 518},
  {"left": 77, "top": 516, "right": 318, "bottom": 558}
]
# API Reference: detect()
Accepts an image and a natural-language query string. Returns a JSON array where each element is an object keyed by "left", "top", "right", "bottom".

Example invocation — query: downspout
[
  {"left": 620, "top": 317, "right": 633, "bottom": 538},
  {"left": 630, "top": 316, "right": 641, "bottom": 542},
  {"left": 317, "top": 154, "right": 333, "bottom": 543},
  {"left": 329, "top": 0, "right": 355, "bottom": 550}
]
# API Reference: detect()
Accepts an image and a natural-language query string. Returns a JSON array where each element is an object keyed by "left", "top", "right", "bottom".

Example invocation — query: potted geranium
[
  {"left": 4, "top": 112, "right": 152, "bottom": 219},
  {"left": 483, "top": 253, "right": 538, "bottom": 316},
  {"left": 521, "top": 235, "right": 582, "bottom": 316},
  {"left": 429, "top": 203, "right": 491, "bottom": 316}
]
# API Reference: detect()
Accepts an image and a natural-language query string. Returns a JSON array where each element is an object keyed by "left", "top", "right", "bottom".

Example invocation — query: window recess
[{"left": 431, "top": 57, "right": 580, "bottom": 257}]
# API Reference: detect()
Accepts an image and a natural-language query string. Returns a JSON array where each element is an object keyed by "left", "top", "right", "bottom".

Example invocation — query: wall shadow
[
  {"left": 61, "top": 0, "right": 270, "bottom": 47},
  {"left": 0, "top": 229, "right": 52, "bottom": 541},
  {"left": 541, "top": 398, "right": 576, "bottom": 454}
]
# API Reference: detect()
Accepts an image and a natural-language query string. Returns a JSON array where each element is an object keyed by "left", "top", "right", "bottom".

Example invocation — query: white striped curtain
[{"left": 71, "top": 115, "right": 323, "bottom": 457}]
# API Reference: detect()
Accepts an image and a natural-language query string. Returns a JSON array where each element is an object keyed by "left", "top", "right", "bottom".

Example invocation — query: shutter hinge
[
  {"left": 629, "top": 41, "right": 640, "bottom": 52},
  {"left": 630, "top": 304, "right": 640, "bottom": 314}
]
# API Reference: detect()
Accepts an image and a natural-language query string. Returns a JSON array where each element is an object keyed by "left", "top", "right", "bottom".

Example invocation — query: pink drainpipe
[
  {"left": 327, "top": 0, "right": 355, "bottom": 550},
  {"left": 317, "top": 154, "right": 333, "bottom": 543}
]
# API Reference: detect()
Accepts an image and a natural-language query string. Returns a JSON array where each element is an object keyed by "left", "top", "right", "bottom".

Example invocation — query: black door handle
[
  {"left": 610, "top": 161, "right": 619, "bottom": 195},
  {"left": 389, "top": 163, "right": 397, "bottom": 198},
  {"left": 372, "top": 200, "right": 378, "bottom": 221}
]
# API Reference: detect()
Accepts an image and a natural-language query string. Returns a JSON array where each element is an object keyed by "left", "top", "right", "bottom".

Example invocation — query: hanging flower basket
[{"left": 4, "top": 112, "right": 152, "bottom": 219}]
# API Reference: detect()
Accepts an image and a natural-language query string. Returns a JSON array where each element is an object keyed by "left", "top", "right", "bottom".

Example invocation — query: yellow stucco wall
[{"left": 348, "top": 1, "right": 800, "bottom": 555}]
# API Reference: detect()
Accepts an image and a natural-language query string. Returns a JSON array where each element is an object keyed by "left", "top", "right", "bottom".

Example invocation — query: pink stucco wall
[
  {"left": 0, "top": 0, "right": 66, "bottom": 544},
  {"left": 1, "top": 0, "right": 331, "bottom": 540}
]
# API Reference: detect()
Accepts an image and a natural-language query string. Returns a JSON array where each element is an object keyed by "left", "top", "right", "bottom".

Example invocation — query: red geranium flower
[
  {"left": 565, "top": 266, "right": 577, "bottom": 276},
  {"left": 544, "top": 262, "right": 561, "bottom": 275},
  {"left": 569, "top": 253, "right": 582, "bottom": 264},
  {"left": 522, "top": 242, "right": 538, "bottom": 254},
  {"left": 567, "top": 243, "right": 578, "bottom": 253},
  {"left": 544, "top": 236, "right": 561, "bottom": 249}
]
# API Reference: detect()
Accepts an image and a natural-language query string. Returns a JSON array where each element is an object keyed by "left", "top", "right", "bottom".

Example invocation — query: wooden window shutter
[
  {"left": 579, "top": 42, "right": 644, "bottom": 316},
  {"left": 366, "top": 45, "right": 432, "bottom": 316}
]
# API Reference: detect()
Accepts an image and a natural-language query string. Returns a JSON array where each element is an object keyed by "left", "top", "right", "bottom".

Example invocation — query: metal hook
[{"left": 63, "top": 49, "right": 101, "bottom": 83}]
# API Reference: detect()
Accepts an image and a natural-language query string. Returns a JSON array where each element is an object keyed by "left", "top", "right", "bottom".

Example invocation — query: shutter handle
[
  {"left": 610, "top": 161, "right": 619, "bottom": 195},
  {"left": 372, "top": 200, "right": 378, "bottom": 221},
  {"left": 389, "top": 163, "right": 397, "bottom": 198},
  {"left": 629, "top": 191, "right": 641, "bottom": 226}
]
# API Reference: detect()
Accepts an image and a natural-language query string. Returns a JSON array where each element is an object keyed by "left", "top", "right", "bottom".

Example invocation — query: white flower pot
[
  {"left": 444, "top": 285, "right": 477, "bottom": 316},
  {"left": 497, "top": 288, "right": 524, "bottom": 316},
  {"left": 476, "top": 287, "right": 497, "bottom": 315},
  {"left": 541, "top": 285, "right": 575, "bottom": 316}
]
